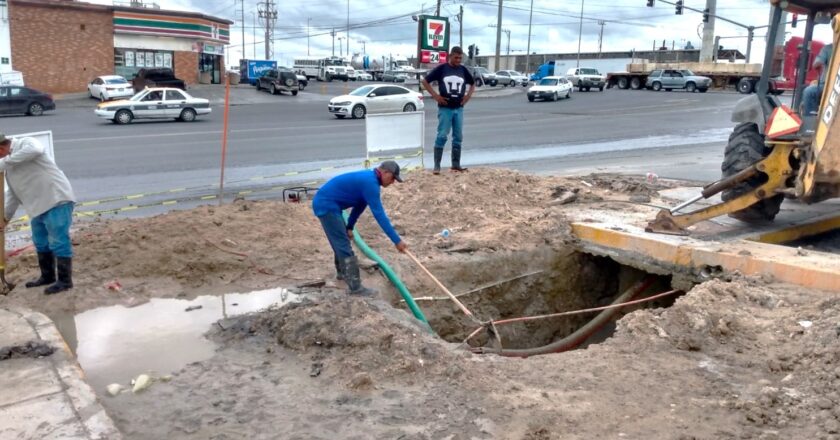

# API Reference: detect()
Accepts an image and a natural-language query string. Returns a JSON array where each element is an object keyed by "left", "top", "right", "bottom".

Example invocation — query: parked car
[
  {"left": 465, "top": 66, "right": 497, "bottom": 87},
  {"left": 94, "top": 87, "right": 210, "bottom": 124},
  {"left": 496, "top": 70, "right": 529, "bottom": 87},
  {"left": 381, "top": 71, "right": 408, "bottom": 83},
  {"left": 645, "top": 69, "right": 712, "bottom": 93},
  {"left": 328, "top": 84, "right": 424, "bottom": 119},
  {"left": 527, "top": 76, "right": 573, "bottom": 102},
  {"left": 131, "top": 68, "right": 186, "bottom": 93},
  {"left": 565, "top": 67, "right": 606, "bottom": 92},
  {"left": 0, "top": 85, "right": 55, "bottom": 116},
  {"left": 88, "top": 75, "right": 133, "bottom": 101},
  {"left": 255, "top": 68, "right": 299, "bottom": 95},
  {"left": 357, "top": 72, "right": 373, "bottom": 81}
]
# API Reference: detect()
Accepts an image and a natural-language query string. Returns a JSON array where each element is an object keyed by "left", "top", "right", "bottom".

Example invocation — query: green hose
[{"left": 343, "top": 212, "right": 432, "bottom": 331}]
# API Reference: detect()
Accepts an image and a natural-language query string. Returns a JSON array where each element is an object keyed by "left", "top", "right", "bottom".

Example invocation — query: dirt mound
[{"left": 220, "top": 293, "right": 467, "bottom": 381}]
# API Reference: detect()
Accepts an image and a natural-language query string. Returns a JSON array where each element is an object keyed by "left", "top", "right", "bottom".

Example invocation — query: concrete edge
[{"left": 9, "top": 307, "right": 123, "bottom": 440}]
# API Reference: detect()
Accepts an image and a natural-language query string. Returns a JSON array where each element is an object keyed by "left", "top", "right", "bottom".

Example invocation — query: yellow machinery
[{"left": 648, "top": 1, "right": 840, "bottom": 235}]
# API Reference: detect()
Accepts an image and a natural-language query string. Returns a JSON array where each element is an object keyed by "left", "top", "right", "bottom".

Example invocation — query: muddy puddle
[{"left": 54, "top": 288, "right": 300, "bottom": 392}]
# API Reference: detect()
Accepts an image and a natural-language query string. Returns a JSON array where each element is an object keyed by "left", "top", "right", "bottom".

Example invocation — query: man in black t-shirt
[{"left": 421, "top": 46, "right": 475, "bottom": 174}]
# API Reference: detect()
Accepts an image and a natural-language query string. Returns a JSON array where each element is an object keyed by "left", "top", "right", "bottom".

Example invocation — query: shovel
[{"left": 0, "top": 171, "right": 16, "bottom": 295}]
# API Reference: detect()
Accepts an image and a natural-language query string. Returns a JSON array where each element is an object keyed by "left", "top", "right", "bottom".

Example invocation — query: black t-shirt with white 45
[{"left": 424, "top": 63, "right": 475, "bottom": 109}]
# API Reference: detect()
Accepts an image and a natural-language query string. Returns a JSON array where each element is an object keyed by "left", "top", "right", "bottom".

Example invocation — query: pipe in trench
[{"left": 479, "top": 276, "right": 658, "bottom": 358}]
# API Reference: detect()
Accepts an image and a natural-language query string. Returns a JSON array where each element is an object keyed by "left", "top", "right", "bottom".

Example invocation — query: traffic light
[
  {"left": 468, "top": 44, "right": 475, "bottom": 59},
  {"left": 475, "top": 46, "right": 480, "bottom": 56},
  {"left": 675, "top": 0, "right": 683, "bottom": 15},
  {"left": 702, "top": 8, "right": 710, "bottom": 23},
  {"left": 646, "top": 0, "right": 654, "bottom": 6}
]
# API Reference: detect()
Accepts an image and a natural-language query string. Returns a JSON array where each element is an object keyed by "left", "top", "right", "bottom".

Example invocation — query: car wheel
[
  {"left": 652, "top": 81, "right": 662, "bottom": 91},
  {"left": 630, "top": 77, "right": 642, "bottom": 90},
  {"left": 326, "top": 74, "right": 332, "bottom": 82},
  {"left": 565, "top": 90, "right": 571, "bottom": 99},
  {"left": 510, "top": 80, "right": 516, "bottom": 87},
  {"left": 686, "top": 82, "right": 697, "bottom": 93},
  {"left": 476, "top": 79, "right": 483, "bottom": 87},
  {"left": 100, "top": 93, "right": 106, "bottom": 102},
  {"left": 528, "top": 96, "right": 535, "bottom": 102},
  {"left": 271, "top": 84, "right": 278, "bottom": 95},
  {"left": 179, "top": 108, "right": 197, "bottom": 122},
  {"left": 737, "top": 77, "right": 754, "bottom": 94},
  {"left": 617, "top": 77, "right": 629, "bottom": 89},
  {"left": 299, "top": 84, "right": 305, "bottom": 91},
  {"left": 552, "top": 92, "right": 558, "bottom": 102},
  {"left": 351, "top": 104, "right": 366, "bottom": 119},
  {"left": 256, "top": 82, "right": 261, "bottom": 91},
  {"left": 115, "top": 109, "right": 133, "bottom": 124},
  {"left": 284, "top": 78, "right": 294, "bottom": 87},
  {"left": 292, "top": 90, "right": 298, "bottom": 96},
  {"left": 403, "top": 103, "right": 416, "bottom": 112},
  {"left": 27, "top": 102, "right": 44, "bottom": 116}
]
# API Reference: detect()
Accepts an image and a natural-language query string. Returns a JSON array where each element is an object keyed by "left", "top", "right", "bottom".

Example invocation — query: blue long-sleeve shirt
[{"left": 312, "top": 169, "right": 402, "bottom": 245}]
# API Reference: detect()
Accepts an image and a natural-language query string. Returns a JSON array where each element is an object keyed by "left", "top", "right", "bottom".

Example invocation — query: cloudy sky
[{"left": 94, "top": 0, "right": 834, "bottom": 68}]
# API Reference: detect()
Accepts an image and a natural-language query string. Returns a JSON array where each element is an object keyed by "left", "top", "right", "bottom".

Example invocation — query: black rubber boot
[
  {"left": 26, "top": 252, "right": 56, "bottom": 288},
  {"left": 341, "top": 256, "right": 377, "bottom": 297},
  {"left": 451, "top": 146, "right": 468, "bottom": 172},
  {"left": 44, "top": 257, "right": 73, "bottom": 295},
  {"left": 334, "top": 255, "right": 345, "bottom": 281},
  {"left": 433, "top": 148, "right": 443, "bottom": 175}
]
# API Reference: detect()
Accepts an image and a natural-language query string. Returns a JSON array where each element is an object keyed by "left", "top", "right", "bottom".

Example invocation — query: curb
[{"left": 7, "top": 307, "right": 123, "bottom": 440}]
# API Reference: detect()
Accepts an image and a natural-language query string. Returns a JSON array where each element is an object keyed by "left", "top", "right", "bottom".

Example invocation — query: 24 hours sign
[{"left": 419, "top": 16, "right": 450, "bottom": 52}]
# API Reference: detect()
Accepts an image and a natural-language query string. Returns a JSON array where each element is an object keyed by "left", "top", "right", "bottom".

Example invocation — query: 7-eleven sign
[{"left": 419, "top": 16, "right": 450, "bottom": 52}]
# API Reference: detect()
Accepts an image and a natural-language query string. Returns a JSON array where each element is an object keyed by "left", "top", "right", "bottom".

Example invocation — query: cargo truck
[{"left": 239, "top": 59, "right": 277, "bottom": 86}]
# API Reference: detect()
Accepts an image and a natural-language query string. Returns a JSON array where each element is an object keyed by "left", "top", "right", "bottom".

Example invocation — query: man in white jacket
[{"left": 0, "top": 133, "right": 76, "bottom": 294}]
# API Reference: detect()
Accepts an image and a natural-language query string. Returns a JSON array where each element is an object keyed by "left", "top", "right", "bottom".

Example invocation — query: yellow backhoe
[{"left": 647, "top": 0, "right": 840, "bottom": 235}]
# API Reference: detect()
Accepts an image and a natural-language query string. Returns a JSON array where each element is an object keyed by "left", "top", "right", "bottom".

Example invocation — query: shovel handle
[{"left": 405, "top": 250, "right": 474, "bottom": 318}]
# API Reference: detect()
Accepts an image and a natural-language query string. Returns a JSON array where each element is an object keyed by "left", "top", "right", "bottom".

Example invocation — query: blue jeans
[
  {"left": 802, "top": 84, "right": 823, "bottom": 115},
  {"left": 434, "top": 107, "right": 464, "bottom": 154},
  {"left": 31, "top": 202, "right": 74, "bottom": 258},
  {"left": 318, "top": 212, "right": 354, "bottom": 268}
]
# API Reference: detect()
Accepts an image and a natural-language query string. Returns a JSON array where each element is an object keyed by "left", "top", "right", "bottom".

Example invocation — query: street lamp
[{"left": 307, "top": 17, "right": 311, "bottom": 56}]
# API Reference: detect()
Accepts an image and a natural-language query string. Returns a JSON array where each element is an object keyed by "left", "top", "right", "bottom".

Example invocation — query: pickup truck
[
  {"left": 565, "top": 67, "right": 606, "bottom": 92},
  {"left": 132, "top": 68, "right": 186, "bottom": 93}
]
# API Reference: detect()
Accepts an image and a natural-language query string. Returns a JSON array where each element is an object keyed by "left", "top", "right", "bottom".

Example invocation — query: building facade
[{"left": 7, "top": 0, "right": 231, "bottom": 94}]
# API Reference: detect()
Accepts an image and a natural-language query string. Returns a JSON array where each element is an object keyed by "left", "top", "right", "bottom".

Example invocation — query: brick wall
[
  {"left": 174, "top": 50, "right": 198, "bottom": 85},
  {"left": 9, "top": 1, "right": 114, "bottom": 94}
]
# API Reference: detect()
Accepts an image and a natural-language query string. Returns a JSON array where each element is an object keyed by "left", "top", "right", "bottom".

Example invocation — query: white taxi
[
  {"left": 527, "top": 76, "right": 573, "bottom": 102},
  {"left": 94, "top": 87, "right": 211, "bottom": 124}
]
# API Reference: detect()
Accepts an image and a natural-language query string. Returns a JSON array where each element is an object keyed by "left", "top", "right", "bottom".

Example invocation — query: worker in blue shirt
[{"left": 312, "top": 161, "right": 408, "bottom": 296}]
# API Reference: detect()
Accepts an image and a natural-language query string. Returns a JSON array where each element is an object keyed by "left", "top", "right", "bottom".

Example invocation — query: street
[{"left": 1, "top": 82, "right": 745, "bottom": 209}]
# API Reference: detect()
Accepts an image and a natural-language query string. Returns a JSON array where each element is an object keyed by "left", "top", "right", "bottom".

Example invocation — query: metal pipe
[
  {"left": 757, "top": 6, "right": 783, "bottom": 116},
  {"left": 793, "top": 12, "right": 817, "bottom": 112},
  {"left": 576, "top": 0, "right": 584, "bottom": 69},
  {"left": 525, "top": 0, "right": 534, "bottom": 74}
]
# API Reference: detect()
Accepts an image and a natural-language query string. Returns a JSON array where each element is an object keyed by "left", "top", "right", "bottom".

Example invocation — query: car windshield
[
  {"left": 350, "top": 86, "right": 375, "bottom": 96},
  {"left": 681, "top": 70, "right": 695, "bottom": 76},
  {"left": 105, "top": 78, "right": 128, "bottom": 84},
  {"left": 510, "top": 71, "right": 522, "bottom": 76},
  {"left": 539, "top": 79, "right": 558, "bottom": 86},
  {"left": 580, "top": 68, "right": 600, "bottom": 75}
]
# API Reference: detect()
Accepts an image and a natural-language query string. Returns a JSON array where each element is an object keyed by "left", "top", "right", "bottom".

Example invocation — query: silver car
[{"left": 645, "top": 69, "right": 712, "bottom": 93}]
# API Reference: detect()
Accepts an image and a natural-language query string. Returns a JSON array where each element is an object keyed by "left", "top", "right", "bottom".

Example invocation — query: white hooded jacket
[{"left": 1, "top": 137, "right": 75, "bottom": 220}]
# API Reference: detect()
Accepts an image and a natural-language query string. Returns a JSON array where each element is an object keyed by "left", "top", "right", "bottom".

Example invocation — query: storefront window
[
  {"left": 199, "top": 53, "right": 222, "bottom": 84},
  {"left": 115, "top": 48, "right": 175, "bottom": 80}
]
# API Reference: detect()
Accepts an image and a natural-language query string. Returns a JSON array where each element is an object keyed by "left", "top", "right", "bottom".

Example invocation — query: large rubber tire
[
  {"left": 27, "top": 102, "right": 44, "bottom": 116},
  {"left": 617, "top": 77, "right": 629, "bottom": 89},
  {"left": 179, "top": 108, "right": 197, "bottom": 122},
  {"left": 721, "top": 123, "right": 784, "bottom": 222},
  {"left": 403, "top": 103, "right": 416, "bottom": 112},
  {"left": 686, "top": 82, "right": 696, "bottom": 93},
  {"left": 114, "top": 109, "right": 133, "bottom": 125},
  {"left": 651, "top": 82, "right": 662, "bottom": 91},
  {"left": 737, "top": 77, "right": 754, "bottom": 94},
  {"left": 270, "top": 84, "right": 278, "bottom": 95},
  {"left": 630, "top": 77, "right": 642, "bottom": 90},
  {"left": 351, "top": 104, "right": 366, "bottom": 119}
]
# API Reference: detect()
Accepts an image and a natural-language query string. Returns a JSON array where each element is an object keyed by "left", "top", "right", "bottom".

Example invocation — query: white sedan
[
  {"left": 357, "top": 72, "right": 373, "bottom": 81},
  {"left": 94, "top": 87, "right": 211, "bottom": 124},
  {"left": 328, "top": 84, "right": 424, "bottom": 119},
  {"left": 87, "top": 75, "right": 134, "bottom": 101},
  {"left": 527, "top": 76, "right": 573, "bottom": 102}
]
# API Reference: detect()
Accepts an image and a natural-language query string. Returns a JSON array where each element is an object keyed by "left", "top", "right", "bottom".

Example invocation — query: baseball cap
[{"left": 380, "top": 160, "right": 403, "bottom": 182}]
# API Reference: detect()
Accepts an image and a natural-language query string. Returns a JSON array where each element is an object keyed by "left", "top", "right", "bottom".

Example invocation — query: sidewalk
[{"left": 0, "top": 308, "right": 121, "bottom": 440}]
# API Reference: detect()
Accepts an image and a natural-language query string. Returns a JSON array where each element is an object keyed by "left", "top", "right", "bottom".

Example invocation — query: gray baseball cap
[{"left": 379, "top": 160, "right": 403, "bottom": 182}]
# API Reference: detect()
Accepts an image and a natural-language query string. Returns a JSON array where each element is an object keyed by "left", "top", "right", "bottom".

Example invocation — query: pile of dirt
[{"left": 0, "top": 168, "right": 655, "bottom": 316}]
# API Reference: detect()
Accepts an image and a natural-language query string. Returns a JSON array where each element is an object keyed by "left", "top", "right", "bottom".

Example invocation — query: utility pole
[
  {"left": 346, "top": 0, "right": 350, "bottom": 56},
  {"left": 458, "top": 5, "right": 464, "bottom": 48},
  {"left": 238, "top": 0, "right": 245, "bottom": 63},
  {"left": 436, "top": 0, "right": 441, "bottom": 16},
  {"left": 338, "top": 36, "right": 345, "bottom": 57},
  {"left": 361, "top": 41, "right": 366, "bottom": 54},
  {"left": 699, "top": 0, "right": 716, "bottom": 62},
  {"left": 494, "top": 0, "right": 503, "bottom": 71},
  {"left": 597, "top": 20, "right": 606, "bottom": 58},
  {"left": 257, "top": 0, "right": 277, "bottom": 60},
  {"left": 331, "top": 28, "right": 336, "bottom": 56},
  {"left": 307, "top": 17, "right": 311, "bottom": 56},
  {"left": 526, "top": 0, "right": 534, "bottom": 74},
  {"left": 576, "top": 0, "right": 584, "bottom": 68},
  {"left": 251, "top": 12, "right": 256, "bottom": 58}
]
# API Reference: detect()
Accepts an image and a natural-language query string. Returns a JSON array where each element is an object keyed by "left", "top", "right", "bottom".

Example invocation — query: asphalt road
[{"left": 0, "top": 82, "right": 745, "bottom": 205}]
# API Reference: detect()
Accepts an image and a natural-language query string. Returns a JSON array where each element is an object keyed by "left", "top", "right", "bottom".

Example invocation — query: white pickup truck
[{"left": 565, "top": 67, "right": 606, "bottom": 92}]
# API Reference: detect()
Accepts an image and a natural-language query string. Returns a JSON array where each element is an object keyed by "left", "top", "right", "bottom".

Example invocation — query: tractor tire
[
  {"left": 630, "top": 77, "right": 642, "bottom": 90},
  {"left": 720, "top": 122, "right": 784, "bottom": 223},
  {"left": 737, "top": 77, "right": 754, "bottom": 94},
  {"left": 617, "top": 77, "right": 629, "bottom": 89}
]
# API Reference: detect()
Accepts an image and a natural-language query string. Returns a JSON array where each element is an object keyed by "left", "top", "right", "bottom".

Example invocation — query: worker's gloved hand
[
  {"left": 396, "top": 241, "right": 408, "bottom": 253},
  {"left": 347, "top": 228, "right": 354, "bottom": 240},
  {"left": 433, "top": 95, "right": 447, "bottom": 106}
]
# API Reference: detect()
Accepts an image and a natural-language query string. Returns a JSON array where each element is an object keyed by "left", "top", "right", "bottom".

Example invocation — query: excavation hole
[{"left": 415, "top": 249, "right": 677, "bottom": 352}]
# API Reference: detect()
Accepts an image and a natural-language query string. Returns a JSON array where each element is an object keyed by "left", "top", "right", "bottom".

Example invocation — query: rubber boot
[
  {"left": 26, "top": 252, "right": 56, "bottom": 288},
  {"left": 451, "top": 146, "right": 468, "bottom": 172},
  {"left": 341, "top": 256, "right": 377, "bottom": 297},
  {"left": 334, "top": 255, "right": 345, "bottom": 281},
  {"left": 433, "top": 148, "right": 443, "bottom": 175},
  {"left": 45, "top": 257, "right": 73, "bottom": 295}
]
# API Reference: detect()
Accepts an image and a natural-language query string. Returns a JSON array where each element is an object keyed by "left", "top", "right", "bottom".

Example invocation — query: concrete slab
[
  {"left": 0, "top": 308, "right": 122, "bottom": 440},
  {"left": 567, "top": 187, "right": 840, "bottom": 292}
]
